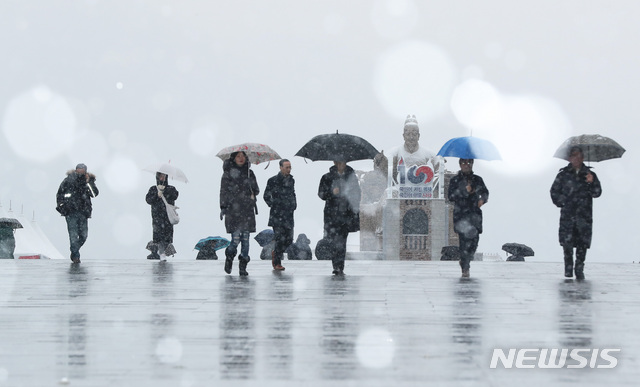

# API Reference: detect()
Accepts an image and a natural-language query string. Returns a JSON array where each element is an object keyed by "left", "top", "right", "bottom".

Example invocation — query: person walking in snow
[
  {"left": 263, "top": 159, "right": 296, "bottom": 271},
  {"left": 56, "top": 163, "right": 99, "bottom": 263},
  {"left": 447, "top": 159, "right": 489, "bottom": 278},
  {"left": 550, "top": 146, "right": 602, "bottom": 280},
  {"left": 220, "top": 151, "right": 259, "bottom": 276},
  {"left": 318, "top": 160, "right": 361, "bottom": 275},
  {"left": 145, "top": 172, "right": 179, "bottom": 259}
]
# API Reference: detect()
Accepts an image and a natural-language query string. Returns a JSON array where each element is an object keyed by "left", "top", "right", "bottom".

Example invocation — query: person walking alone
[
  {"left": 145, "top": 172, "right": 179, "bottom": 259},
  {"left": 550, "top": 146, "right": 602, "bottom": 280},
  {"left": 56, "top": 163, "right": 99, "bottom": 263},
  {"left": 263, "top": 159, "right": 296, "bottom": 271},
  {"left": 318, "top": 160, "right": 361, "bottom": 275},
  {"left": 220, "top": 151, "right": 259, "bottom": 276},
  {"left": 447, "top": 159, "right": 489, "bottom": 278}
]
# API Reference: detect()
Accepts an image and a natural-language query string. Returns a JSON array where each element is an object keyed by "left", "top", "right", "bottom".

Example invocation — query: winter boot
[
  {"left": 239, "top": 255, "right": 249, "bottom": 276},
  {"left": 563, "top": 247, "right": 574, "bottom": 278},
  {"left": 224, "top": 249, "right": 235, "bottom": 275},
  {"left": 575, "top": 261, "right": 585, "bottom": 280}
]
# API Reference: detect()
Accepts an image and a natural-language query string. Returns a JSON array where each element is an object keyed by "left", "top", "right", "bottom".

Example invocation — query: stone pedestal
[{"left": 383, "top": 198, "right": 449, "bottom": 260}]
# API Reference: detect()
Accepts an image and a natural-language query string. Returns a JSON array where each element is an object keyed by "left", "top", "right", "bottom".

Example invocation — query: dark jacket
[
  {"left": 220, "top": 158, "right": 260, "bottom": 233},
  {"left": 263, "top": 172, "right": 296, "bottom": 228},
  {"left": 550, "top": 163, "right": 602, "bottom": 248},
  {"left": 56, "top": 171, "right": 99, "bottom": 218},
  {"left": 145, "top": 177, "right": 179, "bottom": 243},
  {"left": 318, "top": 165, "right": 361, "bottom": 234},
  {"left": 285, "top": 233, "right": 312, "bottom": 260},
  {"left": 447, "top": 171, "right": 488, "bottom": 236}
]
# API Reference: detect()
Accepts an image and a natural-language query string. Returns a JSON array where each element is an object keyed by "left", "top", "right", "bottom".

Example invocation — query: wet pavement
[{"left": 0, "top": 259, "right": 638, "bottom": 386}]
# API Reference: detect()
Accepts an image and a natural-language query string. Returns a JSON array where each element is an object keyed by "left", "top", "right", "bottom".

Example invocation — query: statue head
[{"left": 403, "top": 115, "right": 420, "bottom": 153}]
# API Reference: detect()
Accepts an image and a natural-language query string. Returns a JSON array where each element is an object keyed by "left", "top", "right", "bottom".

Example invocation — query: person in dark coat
[
  {"left": 56, "top": 163, "right": 99, "bottom": 263},
  {"left": 550, "top": 146, "right": 602, "bottom": 279},
  {"left": 145, "top": 172, "right": 179, "bottom": 259},
  {"left": 263, "top": 159, "right": 296, "bottom": 271},
  {"left": 318, "top": 161, "right": 361, "bottom": 275},
  {"left": 447, "top": 159, "right": 489, "bottom": 278},
  {"left": 220, "top": 151, "right": 259, "bottom": 276},
  {"left": 0, "top": 225, "right": 16, "bottom": 259},
  {"left": 286, "top": 233, "right": 312, "bottom": 260}
]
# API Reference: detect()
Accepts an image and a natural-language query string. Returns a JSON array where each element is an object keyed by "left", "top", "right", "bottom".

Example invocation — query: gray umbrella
[
  {"left": 553, "top": 134, "right": 625, "bottom": 162},
  {"left": 0, "top": 218, "right": 23, "bottom": 229}
]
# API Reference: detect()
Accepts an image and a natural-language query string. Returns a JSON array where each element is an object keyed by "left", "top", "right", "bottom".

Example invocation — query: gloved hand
[{"left": 220, "top": 209, "right": 226, "bottom": 220}]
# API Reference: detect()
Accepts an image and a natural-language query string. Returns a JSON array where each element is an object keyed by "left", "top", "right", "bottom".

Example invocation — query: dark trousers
[
  {"left": 459, "top": 235, "right": 479, "bottom": 271},
  {"left": 66, "top": 213, "right": 88, "bottom": 260},
  {"left": 327, "top": 227, "right": 349, "bottom": 270},
  {"left": 563, "top": 245, "right": 587, "bottom": 265},
  {"left": 272, "top": 225, "right": 294, "bottom": 266}
]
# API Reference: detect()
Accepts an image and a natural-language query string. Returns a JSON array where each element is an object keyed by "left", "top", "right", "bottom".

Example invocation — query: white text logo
[{"left": 490, "top": 349, "right": 620, "bottom": 369}]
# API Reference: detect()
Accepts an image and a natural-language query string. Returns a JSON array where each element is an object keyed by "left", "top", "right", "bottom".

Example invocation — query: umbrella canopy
[
  {"left": 0, "top": 217, "right": 23, "bottom": 229},
  {"left": 553, "top": 134, "right": 625, "bottom": 162},
  {"left": 142, "top": 162, "right": 189, "bottom": 183},
  {"left": 194, "top": 236, "right": 230, "bottom": 251},
  {"left": 254, "top": 229, "right": 274, "bottom": 247},
  {"left": 501, "top": 243, "right": 534, "bottom": 257},
  {"left": 216, "top": 143, "right": 281, "bottom": 165},
  {"left": 437, "top": 136, "right": 502, "bottom": 161},
  {"left": 295, "top": 131, "right": 379, "bottom": 162}
]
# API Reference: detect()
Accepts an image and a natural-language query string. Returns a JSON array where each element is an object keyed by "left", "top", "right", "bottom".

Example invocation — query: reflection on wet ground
[{"left": 0, "top": 260, "right": 639, "bottom": 386}]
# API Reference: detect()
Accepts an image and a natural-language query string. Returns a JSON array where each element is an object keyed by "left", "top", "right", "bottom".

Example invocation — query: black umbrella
[
  {"left": 0, "top": 218, "right": 23, "bottom": 229},
  {"left": 502, "top": 243, "right": 534, "bottom": 257},
  {"left": 295, "top": 131, "right": 379, "bottom": 162},
  {"left": 254, "top": 229, "right": 275, "bottom": 247}
]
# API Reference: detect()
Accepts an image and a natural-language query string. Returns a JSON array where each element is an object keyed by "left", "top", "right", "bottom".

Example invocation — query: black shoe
[
  {"left": 224, "top": 258, "right": 233, "bottom": 274},
  {"left": 564, "top": 264, "right": 573, "bottom": 278},
  {"left": 71, "top": 258, "right": 81, "bottom": 264},
  {"left": 147, "top": 253, "right": 160, "bottom": 260}
]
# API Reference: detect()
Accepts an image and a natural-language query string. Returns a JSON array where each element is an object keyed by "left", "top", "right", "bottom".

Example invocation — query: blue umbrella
[
  {"left": 254, "top": 229, "right": 274, "bottom": 247},
  {"left": 194, "top": 236, "right": 230, "bottom": 251},
  {"left": 437, "top": 136, "right": 501, "bottom": 161}
]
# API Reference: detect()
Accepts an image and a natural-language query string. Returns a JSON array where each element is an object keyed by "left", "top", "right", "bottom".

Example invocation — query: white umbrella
[
  {"left": 142, "top": 162, "right": 189, "bottom": 183},
  {"left": 216, "top": 143, "right": 281, "bottom": 165}
]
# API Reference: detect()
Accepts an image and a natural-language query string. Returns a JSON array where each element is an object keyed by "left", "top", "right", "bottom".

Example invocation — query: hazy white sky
[{"left": 1, "top": 0, "right": 638, "bottom": 262}]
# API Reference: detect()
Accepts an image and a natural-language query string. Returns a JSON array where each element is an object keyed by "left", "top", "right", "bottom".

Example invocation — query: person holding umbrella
[
  {"left": 220, "top": 151, "right": 260, "bottom": 276},
  {"left": 550, "top": 146, "right": 602, "bottom": 280},
  {"left": 447, "top": 159, "right": 489, "bottom": 278},
  {"left": 263, "top": 159, "right": 296, "bottom": 271},
  {"left": 56, "top": 163, "right": 99, "bottom": 263},
  {"left": 318, "top": 160, "right": 361, "bottom": 275},
  {"left": 145, "top": 172, "right": 179, "bottom": 259}
]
